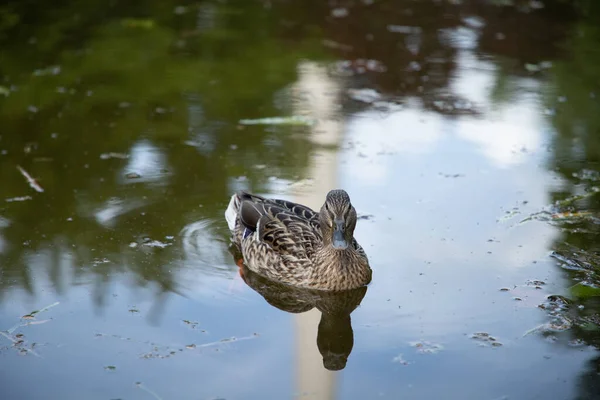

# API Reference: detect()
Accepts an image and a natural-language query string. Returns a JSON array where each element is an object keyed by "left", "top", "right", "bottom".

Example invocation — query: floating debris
[
  {"left": 238, "top": 116, "right": 314, "bottom": 126},
  {"left": 136, "top": 382, "right": 163, "bottom": 400},
  {"left": 142, "top": 240, "right": 171, "bottom": 249},
  {"left": 333, "top": 59, "right": 387, "bottom": 75},
  {"left": 523, "top": 317, "right": 573, "bottom": 337},
  {"left": 182, "top": 320, "right": 199, "bottom": 329},
  {"left": 357, "top": 214, "right": 374, "bottom": 221},
  {"left": 21, "top": 301, "right": 60, "bottom": 321},
  {"left": 471, "top": 332, "right": 503, "bottom": 347},
  {"left": 92, "top": 258, "right": 111, "bottom": 265},
  {"left": 409, "top": 340, "right": 444, "bottom": 354},
  {"left": 427, "top": 95, "right": 476, "bottom": 115},
  {"left": 347, "top": 88, "right": 381, "bottom": 103},
  {"left": 104, "top": 365, "right": 117, "bottom": 371},
  {"left": 524, "top": 61, "right": 552, "bottom": 73},
  {"left": 100, "top": 152, "right": 129, "bottom": 160},
  {"left": 392, "top": 353, "right": 410, "bottom": 365},
  {"left": 1, "top": 301, "right": 59, "bottom": 357},
  {"left": 497, "top": 209, "right": 521, "bottom": 222},
  {"left": 573, "top": 169, "right": 600, "bottom": 181},
  {"left": 5, "top": 196, "right": 32, "bottom": 202},
  {"left": 527, "top": 295, "right": 574, "bottom": 337},
  {"left": 125, "top": 172, "right": 141, "bottom": 179},
  {"left": 16, "top": 165, "right": 44, "bottom": 193},
  {"left": 526, "top": 279, "right": 546, "bottom": 287}
]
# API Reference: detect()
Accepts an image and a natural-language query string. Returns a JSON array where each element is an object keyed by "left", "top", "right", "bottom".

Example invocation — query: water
[{"left": 1, "top": 0, "right": 600, "bottom": 399}]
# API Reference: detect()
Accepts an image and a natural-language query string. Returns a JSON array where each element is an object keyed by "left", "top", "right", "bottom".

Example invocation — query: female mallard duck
[{"left": 224, "top": 189, "right": 372, "bottom": 291}]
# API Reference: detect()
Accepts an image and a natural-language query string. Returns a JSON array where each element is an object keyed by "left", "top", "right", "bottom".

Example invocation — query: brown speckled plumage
[{"left": 225, "top": 189, "right": 372, "bottom": 291}]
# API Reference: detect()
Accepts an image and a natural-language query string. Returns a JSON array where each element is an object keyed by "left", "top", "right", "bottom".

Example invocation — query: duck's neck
[{"left": 319, "top": 245, "right": 354, "bottom": 258}]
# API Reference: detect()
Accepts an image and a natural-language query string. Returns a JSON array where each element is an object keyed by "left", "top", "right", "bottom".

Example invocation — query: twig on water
[
  {"left": 0, "top": 330, "right": 42, "bottom": 358},
  {"left": 196, "top": 334, "right": 258, "bottom": 348},
  {"left": 16, "top": 165, "right": 44, "bottom": 193},
  {"left": 136, "top": 382, "right": 164, "bottom": 400},
  {"left": 0, "top": 301, "right": 59, "bottom": 357}
]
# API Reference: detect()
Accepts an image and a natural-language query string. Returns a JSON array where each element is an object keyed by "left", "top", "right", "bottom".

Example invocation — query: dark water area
[{"left": 1, "top": 0, "right": 600, "bottom": 399}]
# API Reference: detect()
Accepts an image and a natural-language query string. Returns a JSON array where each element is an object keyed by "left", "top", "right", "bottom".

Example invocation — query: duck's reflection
[{"left": 237, "top": 261, "right": 367, "bottom": 371}]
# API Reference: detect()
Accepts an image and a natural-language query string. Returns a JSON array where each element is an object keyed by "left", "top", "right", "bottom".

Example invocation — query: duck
[{"left": 224, "top": 189, "right": 372, "bottom": 291}]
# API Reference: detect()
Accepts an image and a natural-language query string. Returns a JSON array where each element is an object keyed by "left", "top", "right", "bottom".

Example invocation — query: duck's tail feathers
[{"left": 225, "top": 193, "right": 241, "bottom": 232}]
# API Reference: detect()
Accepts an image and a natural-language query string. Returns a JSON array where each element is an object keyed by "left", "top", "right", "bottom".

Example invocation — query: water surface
[{"left": 1, "top": 1, "right": 600, "bottom": 399}]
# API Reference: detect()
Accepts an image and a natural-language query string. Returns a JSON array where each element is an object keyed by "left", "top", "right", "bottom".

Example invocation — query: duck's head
[{"left": 319, "top": 189, "right": 357, "bottom": 250}]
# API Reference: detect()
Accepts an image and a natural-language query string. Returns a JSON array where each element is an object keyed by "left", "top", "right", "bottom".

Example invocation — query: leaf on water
[
  {"left": 238, "top": 116, "right": 315, "bottom": 126},
  {"left": 121, "top": 18, "right": 155, "bottom": 29},
  {"left": 104, "top": 365, "right": 117, "bottom": 371},
  {"left": 570, "top": 283, "right": 600, "bottom": 299}
]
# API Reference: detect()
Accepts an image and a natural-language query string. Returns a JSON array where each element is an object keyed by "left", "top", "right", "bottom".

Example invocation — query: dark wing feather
[
  {"left": 237, "top": 191, "right": 320, "bottom": 227},
  {"left": 239, "top": 201, "right": 262, "bottom": 231},
  {"left": 237, "top": 197, "right": 321, "bottom": 259}
]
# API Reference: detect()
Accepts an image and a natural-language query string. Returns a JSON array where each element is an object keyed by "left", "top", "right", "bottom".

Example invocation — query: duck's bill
[{"left": 332, "top": 229, "right": 348, "bottom": 249}]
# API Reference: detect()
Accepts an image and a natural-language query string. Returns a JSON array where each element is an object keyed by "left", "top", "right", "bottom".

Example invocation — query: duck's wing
[
  {"left": 239, "top": 200, "right": 321, "bottom": 260},
  {"left": 237, "top": 191, "right": 320, "bottom": 226}
]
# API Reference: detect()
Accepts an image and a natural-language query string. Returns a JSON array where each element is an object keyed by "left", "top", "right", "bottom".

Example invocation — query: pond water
[{"left": 1, "top": 1, "right": 600, "bottom": 399}]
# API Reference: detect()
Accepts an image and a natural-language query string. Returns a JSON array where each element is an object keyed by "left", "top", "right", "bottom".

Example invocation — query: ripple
[{"left": 179, "top": 218, "right": 248, "bottom": 301}]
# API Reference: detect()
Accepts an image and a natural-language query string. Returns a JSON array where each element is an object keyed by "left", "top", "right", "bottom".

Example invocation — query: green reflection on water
[{"left": 0, "top": 0, "right": 329, "bottom": 305}]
